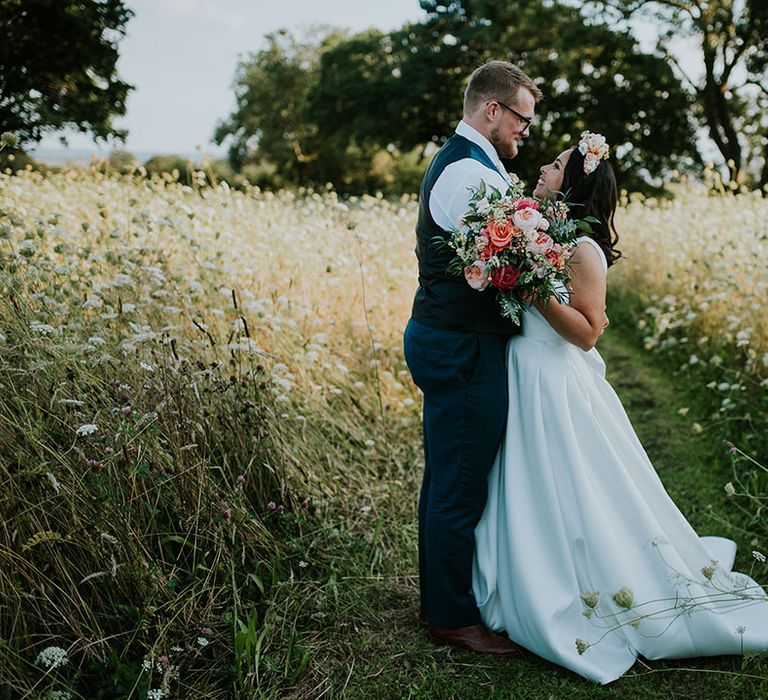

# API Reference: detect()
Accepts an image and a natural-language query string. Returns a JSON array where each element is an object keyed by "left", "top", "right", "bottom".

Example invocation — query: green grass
[{"left": 267, "top": 320, "right": 768, "bottom": 700}]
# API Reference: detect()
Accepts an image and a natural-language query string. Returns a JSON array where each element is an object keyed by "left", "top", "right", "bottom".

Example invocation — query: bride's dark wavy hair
[{"left": 560, "top": 147, "right": 621, "bottom": 267}]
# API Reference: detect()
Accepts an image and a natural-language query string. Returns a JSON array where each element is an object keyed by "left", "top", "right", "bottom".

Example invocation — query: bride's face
[{"left": 533, "top": 148, "right": 573, "bottom": 198}]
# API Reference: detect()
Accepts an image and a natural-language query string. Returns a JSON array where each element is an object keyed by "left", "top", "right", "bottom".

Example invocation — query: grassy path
[{"left": 284, "top": 325, "right": 768, "bottom": 700}]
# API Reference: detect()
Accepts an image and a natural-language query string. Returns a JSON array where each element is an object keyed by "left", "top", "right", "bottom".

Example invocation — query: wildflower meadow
[{"left": 1, "top": 160, "right": 768, "bottom": 698}]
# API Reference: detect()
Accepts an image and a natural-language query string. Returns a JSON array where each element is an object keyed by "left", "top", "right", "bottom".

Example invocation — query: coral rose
[
  {"left": 485, "top": 219, "right": 515, "bottom": 251},
  {"left": 490, "top": 265, "right": 522, "bottom": 290},
  {"left": 546, "top": 250, "right": 566, "bottom": 271}
]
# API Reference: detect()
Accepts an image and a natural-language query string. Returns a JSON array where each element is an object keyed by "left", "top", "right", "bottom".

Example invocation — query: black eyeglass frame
[{"left": 489, "top": 99, "right": 534, "bottom": 132}]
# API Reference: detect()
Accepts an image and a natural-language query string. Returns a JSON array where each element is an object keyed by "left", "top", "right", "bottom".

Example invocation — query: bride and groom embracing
[{"left": 403, "top": 60, "right": 768, "bottom": 684}]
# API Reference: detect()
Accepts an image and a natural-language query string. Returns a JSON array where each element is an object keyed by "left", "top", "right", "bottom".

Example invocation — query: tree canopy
[
  {"left": 0, "top": 0, "right": 133, "bottom": 147},
  {"left": 216, "top": 0, "right": 700, "bottom": 193},
  {"left": 594, "top": 0, "right": 768, "bottom": 187}
]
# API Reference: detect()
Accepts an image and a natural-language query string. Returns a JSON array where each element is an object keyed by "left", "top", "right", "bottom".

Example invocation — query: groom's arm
[{"left": 429, "top": 160, "right": 509, "bottom": 231}]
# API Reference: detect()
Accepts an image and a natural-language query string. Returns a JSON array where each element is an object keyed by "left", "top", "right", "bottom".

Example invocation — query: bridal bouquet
[{"left": 443, "top": 180, "right": 592, "bottom": 323}]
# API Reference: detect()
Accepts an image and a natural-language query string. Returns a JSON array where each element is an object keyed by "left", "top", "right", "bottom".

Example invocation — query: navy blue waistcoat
[{"left": 410, "top": 134, "right": 521, "bottom": 337}]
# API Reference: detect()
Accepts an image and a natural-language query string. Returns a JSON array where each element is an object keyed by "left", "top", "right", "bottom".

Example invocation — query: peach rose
[
  {"left": 464, "top": 260, "right": 490, "bottom": 290},
  {"left": 513, "top": 207, "right": 543, "bottom": 232},
  {"left": 527, "top": 231, "right": 554, "bottom": 256}
]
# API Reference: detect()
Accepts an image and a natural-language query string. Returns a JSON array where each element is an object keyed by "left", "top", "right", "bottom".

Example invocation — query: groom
[{"left": 403, "top": 61, "right": 541, "bottom": 655}]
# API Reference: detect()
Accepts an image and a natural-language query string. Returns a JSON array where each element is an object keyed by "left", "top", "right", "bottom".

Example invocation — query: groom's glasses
[{"left": 493, "top": 100, "right": 534, "bottom": 132}]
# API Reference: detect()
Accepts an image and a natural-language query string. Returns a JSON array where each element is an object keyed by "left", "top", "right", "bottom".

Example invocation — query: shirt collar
[{"left": 455, "top": 120, "right": 510, "bottom": 183}]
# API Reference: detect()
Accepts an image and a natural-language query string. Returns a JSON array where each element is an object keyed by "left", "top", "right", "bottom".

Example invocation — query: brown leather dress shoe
[{"left": 427, "top": 623, "right": 521, "bottom": 656}]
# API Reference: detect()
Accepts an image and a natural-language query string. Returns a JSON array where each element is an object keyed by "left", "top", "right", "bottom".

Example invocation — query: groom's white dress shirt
[{"left": 429, "top": 120, "right": 512, "bottom": 232}]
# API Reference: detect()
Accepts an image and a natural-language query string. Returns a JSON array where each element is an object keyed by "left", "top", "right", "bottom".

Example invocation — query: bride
[{"left": 472, "top": 133, "right": 768, "bottom": 684}]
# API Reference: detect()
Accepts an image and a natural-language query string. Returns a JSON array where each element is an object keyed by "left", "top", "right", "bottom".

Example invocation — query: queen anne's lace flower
[
  {"left": 36, "top": 645, "right": 68, "bottom": 669},
  {"left": 578, "top": 131, "right": 610, "bottom": 175}
]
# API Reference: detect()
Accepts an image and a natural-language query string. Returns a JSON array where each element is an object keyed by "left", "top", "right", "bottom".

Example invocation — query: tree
[
  {"left": 0, "top": 0, "right": 133, "bottom": 147},
  {"left": 594, "top": 0, "right": 768, "bottom": 187},
  {"left": 310, "top": 0, "right": 700, "bottom": 192},
  {"left": 213, "top": 28, "right": 348, "bottom": 185}
]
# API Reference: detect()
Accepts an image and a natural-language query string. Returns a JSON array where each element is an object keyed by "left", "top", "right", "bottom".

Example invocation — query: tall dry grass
[
  {"left": 0, "top": 166, "right": 421, "bottom": 698},
  {"left": 2, "top": 162, "right": 767, "bottom": 698}
]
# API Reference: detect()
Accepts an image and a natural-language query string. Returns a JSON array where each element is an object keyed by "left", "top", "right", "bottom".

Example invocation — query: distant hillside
[{"left": 28, "top": 147, "right": 224, "bottom": 166}]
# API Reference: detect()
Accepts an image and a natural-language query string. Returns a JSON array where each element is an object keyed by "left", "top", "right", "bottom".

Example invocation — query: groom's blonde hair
[{"left": 463, "top": 61, "right": 542, "bottom": 116}]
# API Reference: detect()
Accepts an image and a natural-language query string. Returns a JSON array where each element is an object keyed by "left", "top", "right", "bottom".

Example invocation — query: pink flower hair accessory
[{"left": 578, "top": 131, "right": 610, "bottom": 175}]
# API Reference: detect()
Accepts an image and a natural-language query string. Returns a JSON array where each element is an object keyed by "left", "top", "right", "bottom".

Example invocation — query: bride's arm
[{"left": 534, "top": 242, "right": 607, "bottom": 351}]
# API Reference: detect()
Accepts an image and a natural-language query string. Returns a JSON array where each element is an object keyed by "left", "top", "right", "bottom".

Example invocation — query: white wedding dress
[{"left": 472, "top": 236, "right": 768, "bottom": 684}]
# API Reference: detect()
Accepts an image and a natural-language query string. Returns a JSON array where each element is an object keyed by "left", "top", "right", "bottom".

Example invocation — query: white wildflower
[
  {"left": 147, "top": 689, "right": 166, "bottom": 700},
  {"left": 76, "top": 423, "right": 99, "bottom": 437},
  {"left": 752, "top": 550, "right": 766, "bottom": 563},
  {"left": 612, "top": 587, "right": 634, "bottom": 609},
  {"left": 30, "top": 321, "right": 55, "bottom": 334},
  {"left": 46, "top": 472, "right": 61, "bottom": 494},
  {"left": 575, "top": 639, "right": 590, "bottom": 655},
  {"left": 298, "top": 560, "right": 308, "bottom": 568},
  {"left": 140, "top": 362, "right": 155, "bottom": 372},
  {"left": 724, "top": 482, "right": 736, "bottom": 496},
  {"left": 197, "top": 636, "right": 209, "bottom": 647},
  {"left": 18, "top": 239, "right": 36, "bottom": 257},
  {"left": 36, "top": 645, "right": 68, "bottom": 669},
  {"left": 46, "top": 692, "right": 72, "bottom": 700}
]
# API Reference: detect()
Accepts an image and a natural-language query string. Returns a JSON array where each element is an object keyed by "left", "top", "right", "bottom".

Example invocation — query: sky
[
  {"left": 33, "top": 0, "right": 426, "bottom": 158},
  {"left": 32, "top": 0, "right": 702, "bottom": 160}
]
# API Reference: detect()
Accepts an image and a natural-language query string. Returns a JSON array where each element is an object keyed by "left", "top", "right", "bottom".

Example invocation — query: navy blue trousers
[{"left": 403, "top": 318, "right": 509, "bottom": 628}]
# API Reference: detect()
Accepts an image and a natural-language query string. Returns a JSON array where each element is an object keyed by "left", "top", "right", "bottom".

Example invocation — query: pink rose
[
  {"left": 490, "top": 265, "right": 522, "bottom": 290},
  {"left": 526, "top": 231, "right": 554, "bottom": 255},
  {"left": 515, "top": 197, "right": 540, "bottom": 211},
  {"left": 513, "top": 207, "right": 543, "bottom": 232},
  {"left": 464, "top": 260, "right": 490, "bottom": 291}
]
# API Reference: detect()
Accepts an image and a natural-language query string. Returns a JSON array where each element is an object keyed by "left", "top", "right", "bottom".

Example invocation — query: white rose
[{"left": 475, "top": 197, "right": 491, "bottom": 215}]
